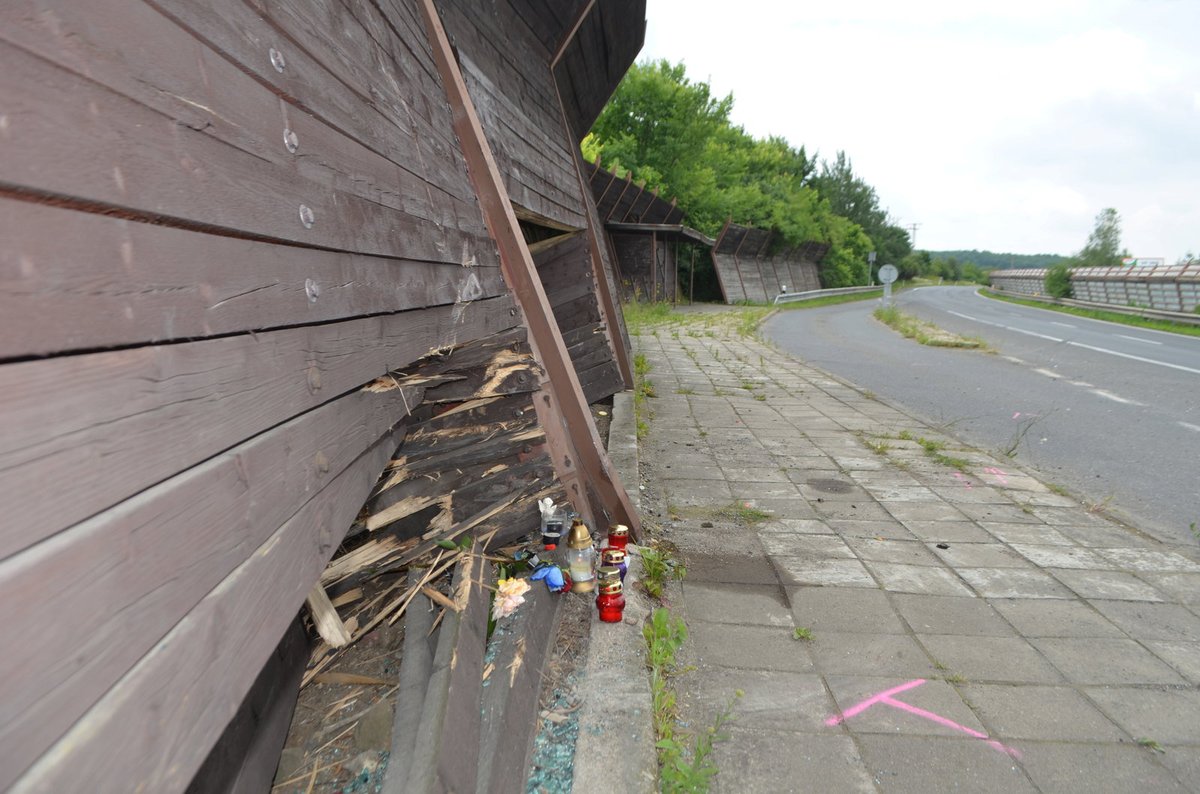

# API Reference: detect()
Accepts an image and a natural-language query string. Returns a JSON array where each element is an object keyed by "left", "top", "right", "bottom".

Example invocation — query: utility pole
[{"left": 906, "top": 222, "right": 920, "bottom": 249}]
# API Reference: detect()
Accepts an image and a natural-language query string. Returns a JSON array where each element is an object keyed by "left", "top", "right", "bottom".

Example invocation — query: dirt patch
[{"left": 272, "top": 573, "right": 411, "bottom": 792}]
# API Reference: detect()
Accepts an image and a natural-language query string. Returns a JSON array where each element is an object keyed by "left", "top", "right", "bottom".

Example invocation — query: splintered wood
[{"left": 302, "top": 328, "right": 567, "bottom": 684}]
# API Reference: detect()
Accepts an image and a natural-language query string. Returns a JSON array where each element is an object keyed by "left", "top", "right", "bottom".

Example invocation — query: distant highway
[{"left": 762, "top": 286, "right": 1200, "bottom": 544}]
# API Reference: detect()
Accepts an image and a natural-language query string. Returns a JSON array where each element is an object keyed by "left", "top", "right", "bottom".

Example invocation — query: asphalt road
[{"left": 762, "top": 286, "right": 1200, "bottom": 544}]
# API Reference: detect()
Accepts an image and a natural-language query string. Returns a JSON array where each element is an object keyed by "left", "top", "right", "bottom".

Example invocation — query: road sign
[{"left": 878, "top": 264, "right": 898, "bottom": 284}]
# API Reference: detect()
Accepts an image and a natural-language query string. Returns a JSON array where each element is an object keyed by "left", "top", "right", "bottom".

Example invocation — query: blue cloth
[{"left": 530, "top": 565, "right": 566, "bottom": 591}]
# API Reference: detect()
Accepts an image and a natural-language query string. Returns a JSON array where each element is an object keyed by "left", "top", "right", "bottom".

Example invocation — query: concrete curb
[{"left": 571, "top": 390, "right": 656, "bottom": 792}]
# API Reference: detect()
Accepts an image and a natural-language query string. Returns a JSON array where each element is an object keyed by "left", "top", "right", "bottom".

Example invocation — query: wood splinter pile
[{"left": 299, "top": 327, "right": 566, "bottom": 683}]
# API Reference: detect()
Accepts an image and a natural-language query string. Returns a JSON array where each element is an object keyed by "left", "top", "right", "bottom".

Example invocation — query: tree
[
  {"left": 812, "top": 152, "right": 911, "bottom": 269},
  {"left": 1045, "top": 263, "right": 1073, "bottom": 298},
  {"left": 1076, "top": 208, "right": 1125, "bottom": 268},
  {"left": 587, "top": 60, "right": 905, "bottom": 293}
]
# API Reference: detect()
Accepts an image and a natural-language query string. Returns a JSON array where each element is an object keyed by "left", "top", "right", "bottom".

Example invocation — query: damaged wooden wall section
[{"left": 0, "top": 0, "right": 644, "bottom": 791}]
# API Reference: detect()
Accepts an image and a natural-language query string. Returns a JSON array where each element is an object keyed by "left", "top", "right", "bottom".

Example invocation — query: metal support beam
[
  {"left": 418, "top": 0, "right": 638, "bottom": 534},
  {"left": 563, "top": 145, "right": 634, "bottom": 389}
]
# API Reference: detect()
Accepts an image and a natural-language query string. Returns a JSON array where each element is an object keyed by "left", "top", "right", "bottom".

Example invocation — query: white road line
[
  {"left": 1034, "top": 368, "right": 1062, "bottom": 379},
  {"left": 1050, "top": 321, "right": 1076, "bottom": 328},
  {"left": 1090, "top": 389, "right": 1145, "bottom": 406},
  {"left": 947, "top": 310, "right": 979, "bottom": 322},
  {"left": 1180, "top": 422, "right": 1200, "bottom": 433},
  {"left": 1008, "top": 327, "right": 1064, "bottom": 342},
  {"left": 1066, "top": 340, "right": 1200, "bottom": 376},
  {"left": 1069, "top": 380, "right": 1095, "bottom": 388},
  {"left": 1117, "top": 334, "right": 1162, "bottom": 346}
]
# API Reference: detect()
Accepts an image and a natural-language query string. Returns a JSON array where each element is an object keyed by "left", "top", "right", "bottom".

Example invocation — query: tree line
[{"left": 584, "top": 60, "right": 912, "bottom": 291}]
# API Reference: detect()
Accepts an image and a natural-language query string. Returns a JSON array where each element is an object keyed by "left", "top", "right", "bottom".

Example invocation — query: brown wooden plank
[
  {"left": 568, "top": 150, "right": 633, "bottom": 386},
  {"left": 381, "top": 576, "right": 436, "bottom": 793},
  {"left": 184, "top": 617, "right": 308, "bottom": 794},
  {"left": 152, "top": 0, "right": 474, "bottom": 201},
  {"left": 476, "top": 582, "right": 560, "bottom": 793},
  {"left": 0, "top": 198, "right": 505, "bottom": 359},
  {"left": 2, "top": 0, "right": 478, "bottom": 217},
  {"left": 409, "top": 549, "right": 490, "bottom": 793},
  {"left": 460, "top": 58, "right": 586, "bottom": 229},
  {"left": 10, "top": 426, "right": 405, "bottom": 793},
  {"left": 550, "top": 288, "right": 602, "bottom": 327},
  {"left": 0, "top": 294, "right": 518, "bottom": 559},
  {"left": 577, "top": 359, "right": 623, "bottom": 404},
  {"left": 0, "top": 384, "right": 419, "bottom": 789},
  {"left": 0, "top": 37, "right": 486, "bottom": 263}
]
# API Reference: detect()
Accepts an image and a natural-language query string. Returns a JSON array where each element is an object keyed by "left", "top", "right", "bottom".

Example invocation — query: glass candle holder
[
  {"left": 600, "top": 548, "right": 628, "bottom": 582},
  {"left": 595, "top": 577, "right": 625, "bottom": 623},
  {"left": 566, "top": 519, "right": 596, "bottom": 592}
]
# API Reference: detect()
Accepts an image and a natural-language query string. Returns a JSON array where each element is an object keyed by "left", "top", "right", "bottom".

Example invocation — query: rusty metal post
[
  {"left": 689, "top": 246, "right": 696, "bottom": 305},
  {"left": 651, "top": 229, "right": 657, "bottom": 303},
  {"left": 418, "top": 0, "right": 638, "bottom": 534}
]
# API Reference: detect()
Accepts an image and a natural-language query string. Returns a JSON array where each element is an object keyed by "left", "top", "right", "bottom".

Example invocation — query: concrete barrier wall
[{"left": 990, "top": 264, "right": 1200, "bottom": 312}]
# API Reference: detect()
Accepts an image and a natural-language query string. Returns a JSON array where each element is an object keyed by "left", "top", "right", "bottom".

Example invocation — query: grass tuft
[{"left": 874, "top": 305, "right": 987, "bottom": 348}]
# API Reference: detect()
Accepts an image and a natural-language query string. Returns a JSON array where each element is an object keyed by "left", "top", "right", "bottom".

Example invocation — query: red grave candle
[
  {"left": 607, "top": 523, "right": 629, "bottom": 551},
  {"left": 595, "top": 577, "right": 625, "bottom": 623}
]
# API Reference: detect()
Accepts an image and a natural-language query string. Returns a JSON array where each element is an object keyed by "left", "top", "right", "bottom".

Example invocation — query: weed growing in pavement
[
  {"left": 623, "top": 301, "right": 678, "bottom": 335},
  {"left": 1136, "top": 737, "right": 1166, "bottom": 754},
  {"left": 640, "top": 545, "right": 686, "bottom": 600},
  {"left": 917, "top": 436, "right": 971, "bottom": 472},
  {"left": 1085, "top": 494, "right": 1116, "bottom": 515},
  {"left": 644, "top": 607, "right": 740, "bottom": 792},
  {"left": 897, "top": 430, "right": 914, "bottom": 441},
  {"left": 753, "top": 394, "right": 767, "bottom": 402},
  {"left": 675, "top": 387, "right": 695, "bottom": 395},
  {"left": 633, "top": 353, "right": 656, "bottom": 440},
  {"left": 1002, "top": 411, "right": 1052, "bottom": 458},
  {"left": 861, "top": 435, "right": 892, "bottom": 455},
  {"left": 1190, "top": 521, "right": 1198, "bottom": 543},
  {"left": 792, "top": 627, "right": 814, "bottom": 641},
  {"left": 713, "top": 501, "right": 771, "bottom": 526},
  {"left": 1048, "top": 482, "right": 1071, "bottom": 497}
]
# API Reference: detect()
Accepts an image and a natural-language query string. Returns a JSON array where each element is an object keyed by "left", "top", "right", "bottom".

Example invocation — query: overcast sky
[{"left": 639, "top": 0, "right": 1200, "bottom": 259}]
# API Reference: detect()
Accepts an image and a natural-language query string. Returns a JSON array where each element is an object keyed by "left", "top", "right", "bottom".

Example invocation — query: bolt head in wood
[
  {"left": 298, "top": 204, "right": 315, "bottom": 229},
  {"left": 305, "top": 278, "right": 321, "bottom": 302},
  {"left": 284, "top": 128, "right": 299, "bottom": 153},
  {"left": 269, "top": 47, "right": 286, "bottom": 72}
]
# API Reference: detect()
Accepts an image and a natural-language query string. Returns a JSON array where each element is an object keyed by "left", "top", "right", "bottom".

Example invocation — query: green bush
[{"left": 1045, "top": 263, "right": 1073, "bottom": 299}]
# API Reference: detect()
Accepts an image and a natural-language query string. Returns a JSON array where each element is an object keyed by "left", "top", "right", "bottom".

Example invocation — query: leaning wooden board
[
  {"left": 0, "top": 294, "right": 518, "bottom": 557},
  {"left": 0, "top": 385, "right": 420, "bottom": 788},
  {"left": 12, "top": 428, "right": 405, "bottom": 793}
]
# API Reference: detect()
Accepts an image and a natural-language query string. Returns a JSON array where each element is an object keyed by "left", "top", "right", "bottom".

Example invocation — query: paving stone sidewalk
[{"left": 635, "top": 315, "right": 1200, "bottom": 793}]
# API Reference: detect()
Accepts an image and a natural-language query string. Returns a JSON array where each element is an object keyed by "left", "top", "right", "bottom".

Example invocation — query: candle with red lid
[
  {"left": 595, "top": 570, "right": 625, "bottom": 623},
  {"left": 607, "top": 523, "right": 629, "bottom": 551}
]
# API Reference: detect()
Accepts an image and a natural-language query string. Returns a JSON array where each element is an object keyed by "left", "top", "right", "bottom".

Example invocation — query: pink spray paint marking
[
  {"left": 953, "top": 472, "right": 973, "bottom": 489},
  {"left": 983, "top": 466, "right": 1009, "bottom": 486},
  {"left": 825, "top": 679, "right": 1020, "bottom": 758}
]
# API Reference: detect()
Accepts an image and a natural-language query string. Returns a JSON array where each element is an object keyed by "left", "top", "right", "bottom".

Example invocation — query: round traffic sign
[{"left": 878, "top": 264, "right": 898, "bottom": 284}]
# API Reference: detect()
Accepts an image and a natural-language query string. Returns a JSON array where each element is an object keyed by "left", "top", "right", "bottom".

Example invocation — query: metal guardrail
[
  {"left": 983, "top": 288, "right": 1200, "bottom": 327},
  {"left": 773, "top": 285, "right": 881, "bottom": 306}
]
